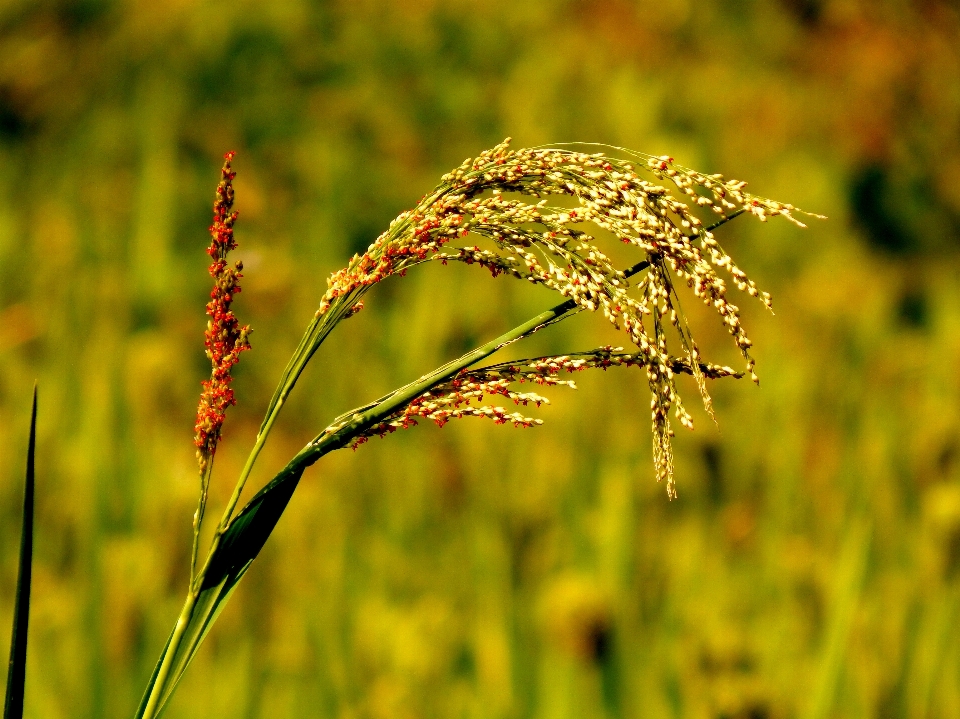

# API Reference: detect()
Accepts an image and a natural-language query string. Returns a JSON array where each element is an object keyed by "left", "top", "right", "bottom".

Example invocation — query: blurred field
[{"left": 2, "top": 1, "right": 960, "bottom": 717}]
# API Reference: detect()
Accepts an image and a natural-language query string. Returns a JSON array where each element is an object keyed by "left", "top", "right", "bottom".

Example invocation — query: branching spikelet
[
  {"left": 321, "top": 140, "right": 817, "bottom": 496},
  {"left": 350, "top": 346, "right": 742, "bottom": 476}
]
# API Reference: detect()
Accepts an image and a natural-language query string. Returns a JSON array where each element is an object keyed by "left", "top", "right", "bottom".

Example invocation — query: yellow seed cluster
[{"left": 321, "top": 139, "right": 814, "bottom": 496}]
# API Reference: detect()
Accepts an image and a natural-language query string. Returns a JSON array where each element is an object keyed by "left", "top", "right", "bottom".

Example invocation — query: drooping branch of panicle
[{"left": 349, "top": 346, "right": 742, "bottom": 452}]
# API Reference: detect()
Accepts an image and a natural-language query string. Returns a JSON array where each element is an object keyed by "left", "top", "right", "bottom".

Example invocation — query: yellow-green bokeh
[{"left": 2, "top": 1, "right": 960, "bottom": 717}]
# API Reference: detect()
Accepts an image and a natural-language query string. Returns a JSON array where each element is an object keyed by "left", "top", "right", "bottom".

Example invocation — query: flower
[{"left": 194, "top": 152, "right": 251, "bottom": 472}]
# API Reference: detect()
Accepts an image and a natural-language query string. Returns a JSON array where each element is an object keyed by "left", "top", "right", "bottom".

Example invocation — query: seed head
[
  {"left": 321, "top": 140, "right": 818, "bottom": 496},
  {"left": 194, "top": 152, "right": 252, "bottom": 472}
]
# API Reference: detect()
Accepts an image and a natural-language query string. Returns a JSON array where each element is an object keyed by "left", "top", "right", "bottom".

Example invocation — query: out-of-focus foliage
[{"left": 1, "top": 1, "right": 960, "bottom": 717}]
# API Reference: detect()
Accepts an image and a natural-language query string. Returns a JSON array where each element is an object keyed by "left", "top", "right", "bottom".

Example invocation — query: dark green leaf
[{"left": 4, "top": 386, "right": 37, "bottom": 719}]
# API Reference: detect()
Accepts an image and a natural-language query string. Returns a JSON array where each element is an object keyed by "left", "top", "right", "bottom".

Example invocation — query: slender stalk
[
  {"left": 139, "top": 593, "right": 197, "bottom": 719},
  {"left": 190, "top": 460, "right": 214, "bottom": 581},
  {"left": 214, "top": 293, "right": 362, "bottom": 535},
  {"left": 214, "top": 401, "right": 281, "bottom": 533}
]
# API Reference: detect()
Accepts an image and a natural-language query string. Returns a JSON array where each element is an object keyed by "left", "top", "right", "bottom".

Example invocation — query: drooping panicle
[
  {"left": 194, "top": 152, "right": 252, "bottom": 472},
  {"left": 312, "top": 139, "right": 818, "bottom": 496}
]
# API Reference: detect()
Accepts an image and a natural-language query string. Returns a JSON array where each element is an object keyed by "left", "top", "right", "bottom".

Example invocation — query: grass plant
[{"left": 127, "top": 140, "right": 817, "bottom": 717}]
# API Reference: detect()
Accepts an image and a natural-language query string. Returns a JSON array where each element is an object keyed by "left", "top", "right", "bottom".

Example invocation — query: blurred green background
[{"left": 2, "top": 1, "right": 960, "bottom": 717}]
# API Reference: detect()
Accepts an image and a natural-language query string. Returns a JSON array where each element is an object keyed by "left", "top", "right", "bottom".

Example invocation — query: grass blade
[{"left": 4, "top": 386, "right": 37, "bottom": 719}]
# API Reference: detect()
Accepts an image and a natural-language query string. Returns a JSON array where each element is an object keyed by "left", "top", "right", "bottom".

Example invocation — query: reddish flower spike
[{"left": 194, "top": 152, "right": 252, "bottom": 471}]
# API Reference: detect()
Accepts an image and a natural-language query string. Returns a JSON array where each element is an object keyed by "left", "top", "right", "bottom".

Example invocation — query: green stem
[
  {"left": 214, "top": 289, "right": 368, "bottom": 534},
  {"left": 190, "top": 460, "right": 214, "bottom": 582},
  {"left": 214, "top": 401, "right": 281, "bottom": 533},
  {"left": 287, "top": 259, "right": 656, "bottom": 470},
  {"left": 139, "top": 593, "right": 197, "bottom": 719}
]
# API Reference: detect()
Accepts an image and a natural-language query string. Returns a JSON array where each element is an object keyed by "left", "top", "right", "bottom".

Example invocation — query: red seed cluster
[
  {"left": 194, "top": 152, "right": 251, "bottom": 470},
  {"left": 318, "top": 208, "right": 467, "bottom": 316}
]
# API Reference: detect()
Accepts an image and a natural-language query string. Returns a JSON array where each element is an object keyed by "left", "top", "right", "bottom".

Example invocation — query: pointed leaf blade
[{"left": 4, "top": 387, "right": 37, "bottom": 719}]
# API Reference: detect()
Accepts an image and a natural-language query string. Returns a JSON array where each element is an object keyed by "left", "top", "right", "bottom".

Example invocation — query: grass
[
  {"left": 132, "top": 141, "right": 815, "bottom": 717},
  {"left": 4, "top": 6, "right": 960, "bottom": 715}
]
